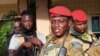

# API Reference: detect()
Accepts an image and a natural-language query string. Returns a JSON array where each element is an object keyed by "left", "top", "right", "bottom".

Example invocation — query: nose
[
  {"left": 55, "top": 21, "right": 59, "bottom": 28},
  {"left": 26, "top": 21, "right": 30, "bottom": 26},
  {"left": 81, "top": 24, "right": 85, "bottom": 29}
]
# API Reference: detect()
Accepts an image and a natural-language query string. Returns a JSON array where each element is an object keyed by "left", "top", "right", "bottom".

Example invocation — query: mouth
[{"left": 54, "top": 29, "right": 60, "bottom": 33}]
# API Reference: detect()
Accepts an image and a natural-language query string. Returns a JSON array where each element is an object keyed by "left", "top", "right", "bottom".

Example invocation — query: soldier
[
  {"left": 40, "top": 6, "right": 84, "bottom": 56},
  {"left": 71, "top": 10, "right": 98, "bottom": 56}
]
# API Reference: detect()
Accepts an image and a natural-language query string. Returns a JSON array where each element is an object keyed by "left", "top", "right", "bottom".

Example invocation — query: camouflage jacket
[{"left": 40, "top": 34, "right": 85, "bottom": 56}]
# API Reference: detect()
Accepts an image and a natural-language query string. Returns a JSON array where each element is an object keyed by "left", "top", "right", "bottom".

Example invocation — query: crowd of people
[{"left": 6, "top": 6, "right": 100, "bottom": 56}]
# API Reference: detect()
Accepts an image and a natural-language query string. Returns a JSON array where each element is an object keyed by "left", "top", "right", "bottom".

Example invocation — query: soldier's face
[
  {"left": 21, "top": 15, "right": 33, "bottom": 29},
  {"left": 50, "top": 16, "right": 69, "bottom": 37},
  {"left": 73, "top": 21, "right": 87, "bottom": 34}
]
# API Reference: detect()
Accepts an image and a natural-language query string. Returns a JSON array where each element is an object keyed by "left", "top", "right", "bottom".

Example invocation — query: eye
[
  {"left": 60, "top": 20, "right": 64, "bottom": 22},
  {"left": 59, "top": 19, "right": 67, "bottom": 23},
  {"left": 51, "top": 20, "right": 55, "bottom": 24}
]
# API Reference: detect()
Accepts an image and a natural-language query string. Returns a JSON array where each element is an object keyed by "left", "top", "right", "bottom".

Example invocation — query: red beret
[
  {"left": 49, "top": 6, "right": 71, "bottom": 17},
  {"left": 72, "top": 10, "right": 87, "bottom": 21}
]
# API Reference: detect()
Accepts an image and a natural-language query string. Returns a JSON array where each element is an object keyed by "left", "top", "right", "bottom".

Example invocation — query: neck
[
  {"left": 71, "top": 27, "right": 85, "bottom": 36},
  {"left": 54, "top": 33, "right": 68, "bottom": 44},
  {"left": 55, "top": 33, "right": 68, "bottom": 40},
  {"left": 22, "top": 28, "right": 36, "bottom": 36}
]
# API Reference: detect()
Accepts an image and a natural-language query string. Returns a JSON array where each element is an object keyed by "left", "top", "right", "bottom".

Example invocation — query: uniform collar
[
  {"left": 70, "top": 27, "right": 88, "bottom": 36},
  {"left": 70, "top": 27, "right": 89, "bottom": 40}
]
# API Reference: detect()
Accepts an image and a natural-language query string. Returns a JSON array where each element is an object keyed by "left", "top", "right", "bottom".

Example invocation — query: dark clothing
[
  {"left": 21, "top": 27, "right": 37, "bottom": 37},
  {"left": 19, "top": 28, "right": 39, "bottom": 56}
]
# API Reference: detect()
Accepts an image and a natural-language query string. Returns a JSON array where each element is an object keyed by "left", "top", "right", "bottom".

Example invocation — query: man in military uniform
[
  {"left": 71, "top": 10, "right": 98, "bottom": 56},
  {"left": 40, "top": 6, "right": 84, "bottom": 56}
]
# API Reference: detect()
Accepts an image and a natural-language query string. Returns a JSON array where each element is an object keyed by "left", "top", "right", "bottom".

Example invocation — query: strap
[
  {"left": 71, "top": 34, "right": 93, "bottom": 45},
  {"left": 71, "top": 34, "right": 93, "bottom": 52},
  {"left": 57, "top": 33, "right": 68, "bottom": 56}
]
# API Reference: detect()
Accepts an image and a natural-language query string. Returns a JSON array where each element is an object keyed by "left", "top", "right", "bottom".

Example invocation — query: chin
[
  {"left": 26, "top": 27, "right": 31, "bottom": 29},
  {"left": 55, "top": 34, "right": 63, "bottom": 38},
  {"left": 80, "top": 31, "right": 85, "bottom": 34}
]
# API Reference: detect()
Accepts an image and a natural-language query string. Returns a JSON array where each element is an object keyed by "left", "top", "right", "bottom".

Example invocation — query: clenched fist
[
  {"left": 30, "top": 35, "right": 43, "bottom": 47},
  {"left": 22, "top": 41, "right": 32, "bottom": 48}
]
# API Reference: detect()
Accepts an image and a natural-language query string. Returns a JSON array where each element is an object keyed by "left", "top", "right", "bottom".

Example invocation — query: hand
[
  {"left": 30, "top": 35, "right": 43, "bottom": 47},
  {"left": 22, "top": 41, "right": 32, "bottom": 48}
]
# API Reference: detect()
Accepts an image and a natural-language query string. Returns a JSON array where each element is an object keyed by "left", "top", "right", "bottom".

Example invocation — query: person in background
[
  {"left": 8, "top": 18, "right": 24, "bottom": 56},
  {"left": 71, "top": 10, "right": 97, "bottom": 56},
  {"left": 8, "top": 10, "right": 46, "bottom": 56},
  {"left": 11, "top": 18, "right": 22, "bottom": 34},
  {"left": 40, "top": 6, "right": 84, "bottom": 56}
]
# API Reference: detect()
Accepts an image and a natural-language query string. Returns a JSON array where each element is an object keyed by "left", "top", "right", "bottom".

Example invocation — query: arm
[
  {"left": 8, "top": 34, "right": 24, "bottom": 56},
  {"left": 87, "top": 40, "right": 100, "bottom": 56},
  {"left": 8, "top": 35, "right": 19, "bottom": 56},
  {"left": 8, "top": 49, "right": 14, "bottom": 56},
  {"left": 86, "top": 45, "right": 100, "bottom": 56},
  {"left": 30, "top": 35, "right": 43, "bottom": 47},
  {"left": 69, "top": 48, "right": 85, "bottom": 56},
  {"left": 8, "top": 45, "right": 23, "bottom": 56}
]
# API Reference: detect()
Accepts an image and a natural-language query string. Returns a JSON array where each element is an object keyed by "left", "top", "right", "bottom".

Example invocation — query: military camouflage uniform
[
  {"left": 86, "top": 39, "right": 100, "bottom": 56},
  {"left": 71, "top": 9, "right": 99, "bottom": 56},
  {"left": 40, "top": 34, "right": 85, "bottom": 56},
  {"left": 70, "top": 28, "right": 98, "bottom": 56}
]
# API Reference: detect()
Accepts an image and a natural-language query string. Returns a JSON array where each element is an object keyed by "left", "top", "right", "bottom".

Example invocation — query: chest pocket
[{"left": 43, "top": 44, "right": 61, "bottom": 56}]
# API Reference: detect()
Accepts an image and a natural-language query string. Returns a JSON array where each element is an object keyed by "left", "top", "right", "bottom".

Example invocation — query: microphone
[{"left": 59, "top": 47, "right": 67, "bottom": 56}]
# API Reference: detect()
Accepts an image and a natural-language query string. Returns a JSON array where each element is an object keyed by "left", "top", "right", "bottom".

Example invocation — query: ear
[{"left": 68, "top": 20, "right": 74, "bottom": 27}]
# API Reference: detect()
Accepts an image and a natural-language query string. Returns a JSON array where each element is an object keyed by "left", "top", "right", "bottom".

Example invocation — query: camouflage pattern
[
  {"left": 70, "top": 30, "right": 99, "bottom": 56},
  {"left": 86, "top": 40, "right": 100, "bottom": 56},
  {"left": 40, "top": 34, "right": 85, "bottom": 56},
  {"left": 86, "top": 45, "right": 100, "bottom": 56}
]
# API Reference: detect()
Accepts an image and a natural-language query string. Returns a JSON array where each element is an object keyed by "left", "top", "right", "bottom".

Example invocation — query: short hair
[
  {"left": 13, "top": 18, "right": 21, "bottom": 27},
  {"left": 13, "top": 18, "right": 21, "bottom": 22},
  {"left": 20, "top": 10, "right": 34, "bottom": 19},
  {"left": 21, "top": 10, "right": 32, "bottom": 16}
]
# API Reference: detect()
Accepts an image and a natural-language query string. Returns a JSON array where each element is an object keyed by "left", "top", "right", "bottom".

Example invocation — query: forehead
[
  {"left": 14, "top": 22, "right": 20, "bottom": 26},
  {"left": 21, "top": 15, "right": 32, "bottom": 20},
  {"left": 74, "top": 21, "right": 87, "bottom": 24},
  {"left": 50, "top": 16, "right": 68, "bottom": 20}
]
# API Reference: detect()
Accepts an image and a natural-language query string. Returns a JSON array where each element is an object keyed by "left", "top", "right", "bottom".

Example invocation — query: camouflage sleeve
[
  {"left": 68, "top": 48, "right": 85, "bottom": 56},
  {"left": 90, "top": 34, "right": 97, "bottom": 42},
  {"left": 64, "top": 35, "right": 85, "bottom": 56},
  {"left": 87, "top": 45, "right": 100, "bottom": 56},
  {"left": 46, "top": 36, "right": 51, "bottom": 42},
  {"left": 46, "top": 33, "right": 55, "bottom": 42},
  {"left": 92, "top": 36, "right": 97, "bottom": 42},
  {"left": 66, "top": 44, "right": 85, "bottom": 56}
]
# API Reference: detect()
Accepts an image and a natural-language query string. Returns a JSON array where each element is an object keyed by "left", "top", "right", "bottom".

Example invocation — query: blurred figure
[
  {"left": 8, "top": 18, "right": 24, "bottom": 56},
  {"left": 8, "top": 10, "right": 46, "bottom": 56},
  {"left": 20, "top": 10, "right": 46, "bottom": 56},
  {"left": 12, "top": 18, "right": 21, "bottom": 34}
]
